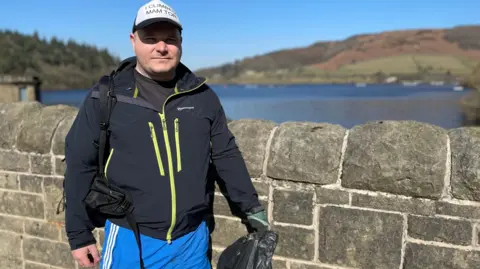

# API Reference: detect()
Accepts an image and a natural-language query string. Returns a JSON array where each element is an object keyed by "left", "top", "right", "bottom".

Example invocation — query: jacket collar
[{"left": 110, "top": 56, "right": 207, "bottom": 96}]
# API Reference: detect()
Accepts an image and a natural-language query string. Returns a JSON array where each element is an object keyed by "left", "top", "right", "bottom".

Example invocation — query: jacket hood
[{"left": 110, "top": 56, "right": 207, "bottom": 94}]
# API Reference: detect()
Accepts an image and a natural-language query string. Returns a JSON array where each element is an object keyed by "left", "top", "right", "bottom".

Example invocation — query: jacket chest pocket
[
  {"left": 174, "top": 111, "right": 211, "bottom": 166},
  {"left": 148, "top": 121, "right": 166, "bottom": 176},
  {"left": 148, "top": 117, "right": 183, "bottom": 175},
  {"left": 174, "top": 118, "right": 181, "bottom": 172}
]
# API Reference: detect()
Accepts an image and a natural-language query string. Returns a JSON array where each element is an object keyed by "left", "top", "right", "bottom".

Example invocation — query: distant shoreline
[{"left": 39, "top": 81, "right": 469, "bottom": 92}]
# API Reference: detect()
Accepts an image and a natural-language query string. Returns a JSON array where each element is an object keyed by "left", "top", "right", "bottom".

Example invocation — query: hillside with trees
[
  {"left": 0, "top": 30, "right": 120, "bottom": 90},
  {"left": 2, "top": 25, "right": 480, "bottom": 89},
  {"left": 196, "top": 25, "right": 480, "bottom": 84}
]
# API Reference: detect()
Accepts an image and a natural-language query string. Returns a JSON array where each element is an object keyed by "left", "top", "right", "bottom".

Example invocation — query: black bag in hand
[{"left": 217, "top": 231, "right": 278, "bottom": 269}]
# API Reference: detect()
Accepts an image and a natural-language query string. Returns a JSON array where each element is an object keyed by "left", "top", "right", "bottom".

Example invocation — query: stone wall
[
  {"left": 0, "top": 101, "right": 479, "bottom": 269},
  {"left": 0, "top": 84, "right": 17, "bottom": 102}
]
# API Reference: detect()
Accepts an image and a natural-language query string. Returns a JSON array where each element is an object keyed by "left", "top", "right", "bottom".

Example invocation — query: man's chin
[{"left": 149, "top": 65, "right": 175, "bottom": 75}]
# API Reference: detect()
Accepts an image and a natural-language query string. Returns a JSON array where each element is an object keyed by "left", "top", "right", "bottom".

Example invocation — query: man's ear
[
  {"left": 178, "top": 29, "right": 183, "bottom": 44},
  {"left": 129, "top": 33, "right": 136, "bottom": 51}
]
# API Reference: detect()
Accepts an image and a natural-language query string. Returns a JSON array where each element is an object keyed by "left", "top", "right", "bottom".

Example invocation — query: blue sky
[{"left": 1, "top": 0, "right": 479, "bottom": 70}]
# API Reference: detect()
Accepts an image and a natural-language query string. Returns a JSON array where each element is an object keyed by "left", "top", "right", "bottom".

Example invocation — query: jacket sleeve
[
  {"left": 209, "top": 92, "right": 263, "bottom": 214},
  {"left": 64, "top": 89, "right": 100, "bottom": 250}
]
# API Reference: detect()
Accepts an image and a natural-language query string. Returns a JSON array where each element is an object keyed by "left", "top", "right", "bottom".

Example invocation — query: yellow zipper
[
  {"left": 148, "top": 122, "right": 165, "bottom": 176},
  {"left": 104, "top": 148, "right": 114, "bottom": 178},
  {"left": 174, "top": 118, "right": 181, "bottom": 172},
  {"left": 159, "top": 113, "right": 176, "bottom": 243},
  {"left": 160, "top": 80, "right": 207, "bottom": 244},
  {"left": 133, "top": 87, "right": 139, "bottom": 98}
]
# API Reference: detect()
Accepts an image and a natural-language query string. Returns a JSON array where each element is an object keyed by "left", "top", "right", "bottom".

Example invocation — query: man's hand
[
  {"left": 72, "top": 244, "right": 100, "bottom": 268},
  {"left": 246, "top": 209, "right": 270, "bottom": 233}
]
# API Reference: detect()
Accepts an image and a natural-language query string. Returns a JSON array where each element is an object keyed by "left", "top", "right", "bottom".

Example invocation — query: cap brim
[{"left": 133, "top": 18, "right": 182, "bottom": 32}]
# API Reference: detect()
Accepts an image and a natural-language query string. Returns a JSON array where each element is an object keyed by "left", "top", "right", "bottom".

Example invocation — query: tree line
[{"left": 0, "top": 29, "right": 121, "bottom": 90}]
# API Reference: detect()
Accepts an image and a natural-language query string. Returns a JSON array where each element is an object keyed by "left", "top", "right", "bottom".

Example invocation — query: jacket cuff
[
  {"left": 68, "top": 231, "right": 97, "bottom": 250},
  {"left": 246, "top": 204, "right": 265, "bottom": 215}
]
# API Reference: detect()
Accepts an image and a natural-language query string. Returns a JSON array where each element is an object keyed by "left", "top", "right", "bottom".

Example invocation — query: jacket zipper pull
[{"left": 161, "top": 116, "right": 167, "bottom": 130}]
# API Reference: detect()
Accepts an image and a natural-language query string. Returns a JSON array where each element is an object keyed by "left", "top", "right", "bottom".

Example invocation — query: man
[{"left": 63, "top": 0, "right": 269, "bottom": 268}]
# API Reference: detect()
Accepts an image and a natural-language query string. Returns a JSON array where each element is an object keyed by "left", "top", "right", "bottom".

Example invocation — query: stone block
[
  {"left": 273, "top": 189, "right": 314, "bottom": 225},
  {"left": 351, "top": 192, "right": 436, "bottom": 215},
  {"left": 55, "top": 157, "right": 66, "bottom": 176},
  {"left": 476, "top": 225, "right": 480, "bottom": 247},
  {"left": 213, "top": 193, "right": 268, "bottom": 219},
  {"left": 17, "top": 105, "right": 77, "bottom": 154},
  {"left": 0, "top": 102, "right": 42, "bottom": 150},
  {"left": 52, "top": 113, "right": 77, "bottom": 155},
  {"left": 20, "top": 175, "right": 43, "bottom": 193},
  {"left": 31, "top": 155, "right": 52, "bottom": 175},
  {"left": 210, "top": 217, "right": 248, "bottom": 247},
  {"left": 0, "top": 173, "right": 19, "bottom": 190},
  {"left": 436, "top": 201, "right": 480, "bottom": 220},
  {"left": 23, "top": 237, "right": 76, "bottom": 268},
  {"left": 342, "top": 121, "right": 447, "bottom": 199},
  {"left": 25, "top": 262, "right": 66, "bottom": 269},
  {"left": 0, "top": 150, "right": 29, "bottom": 172},
  {"left": 211, "top": 248, "right": 222, "bottom": 268},
  {"left": 98, "top": 228, "right": 105, "bottom": 245},
  {"left": 318, "top": 206, "right": 403, "bottom": 269},
  {"left": 449, "top": 128, "right": 480, "bottom": 201},
  {"left": 60, "top": 227, "right": 69, "bottom": 243},
  {"left": 0, "top": 215, "right": 23, "bottom": 233},
  {"left": 44, "top": 177, "right": 65, "bottom": 222},
  {"left": 0, "top": 190, "right": 44, "bottom": 218},
  {"left": 252, "top": 179, "right": 270, "bottom": 197},
  {"left": 228, "top": 119, "right": 277, "bottom": 177},
  {"left": 25, "top": 220, "right": 62, "bottom": 241},
  {"left": 408, "top": 215, "right": 472, "bottom": 245},
  {"left": 315, "top": 186, "right": 349, "bottom": 205},
  {"left": 94, "top": 229, "right": 102, "bottom": 250},
  {"left": 404, "top": 243, "right": 480, "bottom": 269},
  {"left": 213, "top": 194, "right": 237, "bottom": 217},
  {"left": 0, "top": 231, "right": 22, "bottom": 269},
  {"left": 271, "top": 225, "right": 315, "bottom": 260},
  {"left": 271, "top": 259, "right": 287, "bottom": 269},
  {"left": 266, "top": 122, "right": 346, "bottom": 185},
  {"left": 290, "top": 263, "right": 335, "bottom": 269}
]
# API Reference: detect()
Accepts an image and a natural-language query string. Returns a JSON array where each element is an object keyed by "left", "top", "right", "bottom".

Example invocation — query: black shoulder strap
[
  {"left": 95, "top": 73, "right": 146, "bottom": 269},
  {"left": 97, "top": 74, "right": 115, "bottom": 182}
]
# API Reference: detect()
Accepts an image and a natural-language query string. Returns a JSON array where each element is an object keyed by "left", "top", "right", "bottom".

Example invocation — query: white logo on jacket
[{"left": 177, "top": 107, "right": 194, "bottom": 111}]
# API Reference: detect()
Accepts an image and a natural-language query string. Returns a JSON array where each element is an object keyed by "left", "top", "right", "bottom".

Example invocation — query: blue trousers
[{"left": 99, "top": 220, "right": 211, "bottom": 269}]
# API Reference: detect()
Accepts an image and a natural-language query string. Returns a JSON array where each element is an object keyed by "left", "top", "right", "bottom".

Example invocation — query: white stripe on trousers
[{"left": 102, "top": 223, "right": 119, "bottom": 269}]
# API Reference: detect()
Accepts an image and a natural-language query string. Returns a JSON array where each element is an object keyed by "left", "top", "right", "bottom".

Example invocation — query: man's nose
[{"left": 155, "top": 41, "right": 168, "bottom": 53}]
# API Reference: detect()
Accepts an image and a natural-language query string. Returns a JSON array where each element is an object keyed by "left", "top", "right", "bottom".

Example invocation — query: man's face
[{"left": 130, "top": 22, "right": 182, "bottom": 76}]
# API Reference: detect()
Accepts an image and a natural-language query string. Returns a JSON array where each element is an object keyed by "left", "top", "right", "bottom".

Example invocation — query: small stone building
[{"left": 0, "top": 75, "right": 41, "bottom": 103}]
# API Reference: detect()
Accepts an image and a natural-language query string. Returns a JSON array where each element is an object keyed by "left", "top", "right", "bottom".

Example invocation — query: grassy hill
[
  {"left": 195, "top": 25, "right": 480, "bottom": 84},
  {"left": 0, "top": 29, "right": 121, "bottom": 90},
  {"left": 337, "top": 55, "right": 475, "bottom": 75}
]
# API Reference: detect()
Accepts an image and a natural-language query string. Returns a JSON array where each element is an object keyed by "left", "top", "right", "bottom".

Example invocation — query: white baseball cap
[{"left": 132, "top": 0, "right": 182, "bottom": 33}]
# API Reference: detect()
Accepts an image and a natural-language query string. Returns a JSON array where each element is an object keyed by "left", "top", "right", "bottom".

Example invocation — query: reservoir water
[{"left": 39, "top": 83, "right": 471, "bottom": 129}]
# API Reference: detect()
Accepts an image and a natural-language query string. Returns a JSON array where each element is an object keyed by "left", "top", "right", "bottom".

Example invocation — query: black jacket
[{"left": 64, "top": 57, "right": 262, "bottom": 250}]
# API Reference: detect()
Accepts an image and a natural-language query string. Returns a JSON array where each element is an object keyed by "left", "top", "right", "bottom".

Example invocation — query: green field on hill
[
  {"left": 336, "top": 55, "right": 477, "bottom": 76},
  {"left": 206, "top": 55, "right": 480, "bottom": 85}
]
